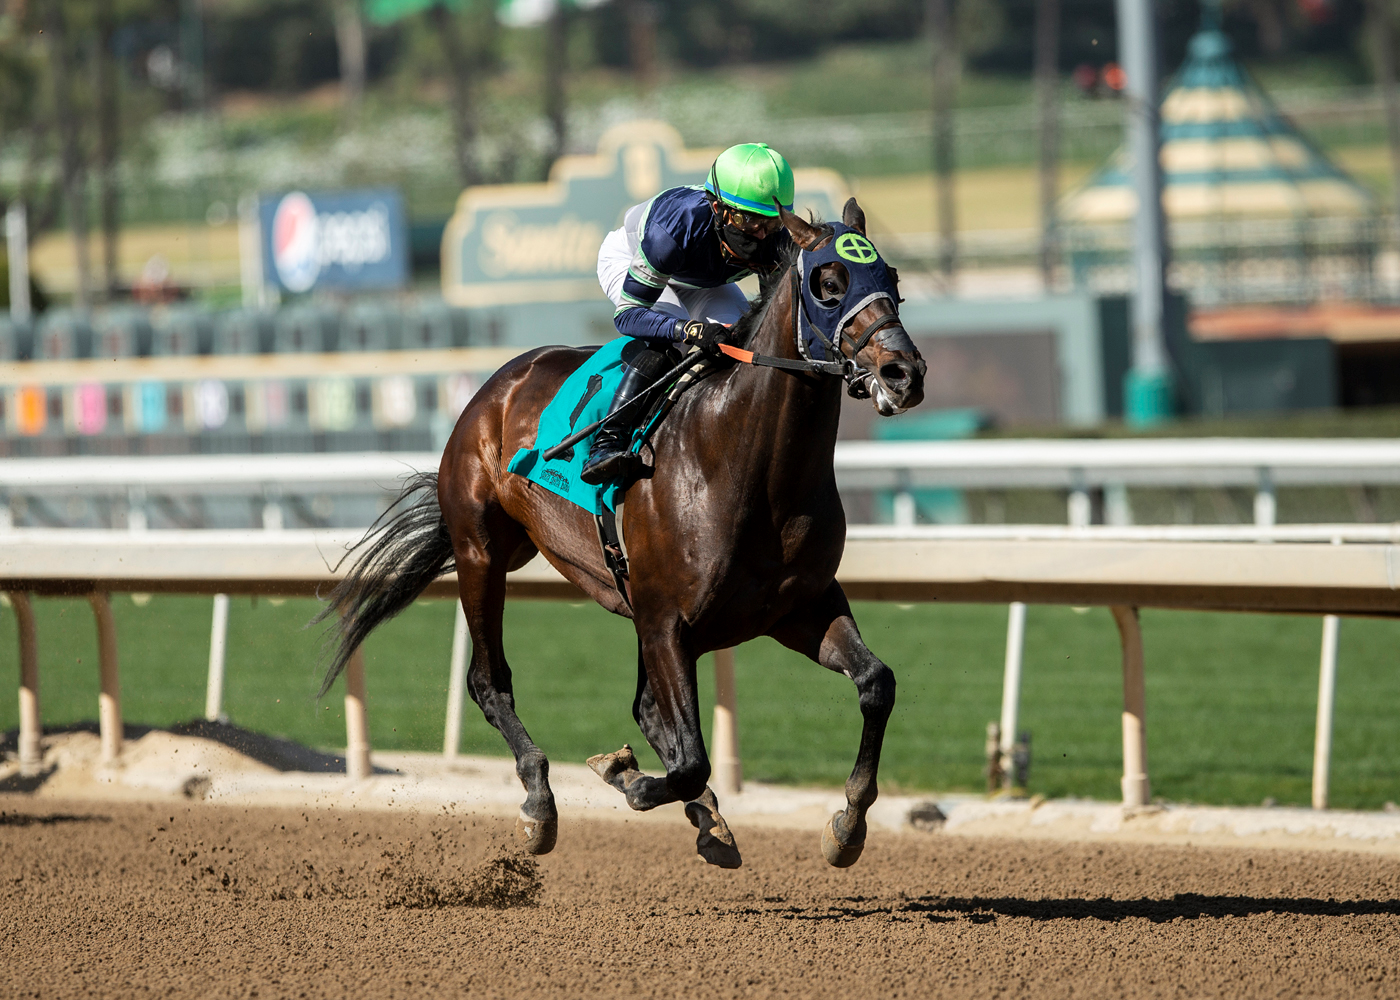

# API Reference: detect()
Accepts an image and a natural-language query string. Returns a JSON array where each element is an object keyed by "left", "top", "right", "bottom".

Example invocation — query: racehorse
[{"left": 316, "top": 198, "right": 926, "bottom": 869}]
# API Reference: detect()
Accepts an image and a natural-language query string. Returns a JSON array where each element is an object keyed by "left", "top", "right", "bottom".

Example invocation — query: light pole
[{"left": 1116, "top": 0, "right": 1173, "bottom": 426}]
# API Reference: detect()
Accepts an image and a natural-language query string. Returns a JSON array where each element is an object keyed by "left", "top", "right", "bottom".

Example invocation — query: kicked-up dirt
[{"left": 1, "top": 798, "right": 1398, "bottom": 999}]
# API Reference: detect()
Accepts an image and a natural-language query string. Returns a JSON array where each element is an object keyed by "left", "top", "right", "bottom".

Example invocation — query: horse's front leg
[
  {"left": 769, "top": 581, "right": 896, "bottom": 868},
  {"left": 587, "top": 624, "right": 711, "bottom": 811},
  {"left": 594, "top": 642, "right": 741, "bottom": 867}
]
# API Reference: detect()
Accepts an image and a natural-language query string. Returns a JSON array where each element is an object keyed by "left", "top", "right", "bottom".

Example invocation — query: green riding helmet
[{"left": 704, "top": 143, "right": 795, "bottom": 217}]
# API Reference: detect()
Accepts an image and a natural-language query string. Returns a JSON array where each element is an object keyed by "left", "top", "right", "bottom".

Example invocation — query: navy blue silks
[{"left": 797, "top": 223, "right": 898, "bottom": 362}]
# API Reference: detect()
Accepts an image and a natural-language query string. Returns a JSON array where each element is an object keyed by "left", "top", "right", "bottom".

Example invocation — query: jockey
[{"left": 582, "top": 142, "right": 795, "bottom": 485}]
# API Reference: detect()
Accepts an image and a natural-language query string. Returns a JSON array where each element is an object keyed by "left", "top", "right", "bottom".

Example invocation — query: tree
[
  {"left": 1367, "top": 0, "right": 1400, "bottom": 249},
  {"left": 622, "top": 0, "right": 657, "bottom": 91},
  {"left": 368, "top": 0, "right": 497, "bottom": 186},
  {"left": 333, "top": 0, "right": 368, "bottom": 116},
  {"left": 94, "top": 0, "right": 121, "bottom": 298},
  {"left": 43, "top": 0, "right": 93, "bottom": 309},
  {"left": 543, "top": 0, "right": 570, "bottom": 173},
  {"left": 432, "top": 2, "right": 481, "bottom": 185},
  {"left": 928, "top": 0, "right": 957, "bottom": 288},
  {"left": 1034, "top": 0, "right": 1060, "bottom": 290}
]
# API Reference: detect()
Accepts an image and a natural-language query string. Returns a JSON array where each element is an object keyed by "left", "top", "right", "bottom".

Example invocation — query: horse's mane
[{"left": 731, "top": 222, "right": 833, "bottom": 348}]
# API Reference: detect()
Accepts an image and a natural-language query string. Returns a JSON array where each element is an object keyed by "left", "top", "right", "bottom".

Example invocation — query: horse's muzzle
[
  {"left": 862, "top": 325, "right": 926, "bottom": 415},
  {"left": 872, "top": 356, "right": 926, "bottom": 415}
]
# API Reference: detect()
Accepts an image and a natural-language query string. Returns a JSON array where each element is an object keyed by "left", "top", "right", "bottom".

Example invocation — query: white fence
[
  {"left": 8, "top": 438, "right": 1400, "bottom": 530},
  {"left": 832, "top": 438, "right": 1400, "bottom": 529},
  {"left": 5, "top": 441, "right": 1399, "bottom": 811}
]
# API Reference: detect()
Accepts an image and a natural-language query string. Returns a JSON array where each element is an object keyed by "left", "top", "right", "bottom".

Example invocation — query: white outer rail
[
  {"left": 0, "top": 453, "right": 438, "bottom": 492},
  {"left": 847, "top": 523, "right": 1400, "bottom": 542},
  {"left": 3, "top": 438, "right": 1400, "bottom": 492},
  {"left": 3, "top": 440, "right": 1395, "bottom": 807},
  {"left": 3, "top": 528, "right": 1396, "bottom": 809},
  {"left": 831, "top": 438, "right": 1400, "bottom": 487}
]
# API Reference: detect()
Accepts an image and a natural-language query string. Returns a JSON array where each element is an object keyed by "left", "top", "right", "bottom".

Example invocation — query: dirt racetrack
[{"left": 2, "top": 798, "right": 1398, "bottom": 999}]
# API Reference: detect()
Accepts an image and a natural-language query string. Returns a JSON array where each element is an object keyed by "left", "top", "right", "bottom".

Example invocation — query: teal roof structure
[{"left": 1060, "top": 21, "right": 1375, "bottom": 223}]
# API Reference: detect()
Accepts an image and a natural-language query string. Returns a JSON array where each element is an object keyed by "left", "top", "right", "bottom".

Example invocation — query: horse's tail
[{"left": 312, "top": 471, "right": 455, "bottom": 698}]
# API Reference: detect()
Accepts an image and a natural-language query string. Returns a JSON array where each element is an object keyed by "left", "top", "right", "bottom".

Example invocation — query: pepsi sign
[{"left": 260, "top": 188, "right": 408, "bottom": 293}]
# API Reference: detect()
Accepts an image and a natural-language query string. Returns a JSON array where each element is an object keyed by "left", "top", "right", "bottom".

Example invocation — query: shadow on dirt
[
  {"left": 753, "top": 892, "right": 1400, "bottom": 924},
  {"left": 0, "top": 811, "right": 110, "bottom": 827},
  {"left": 166, "top": 719, "right": 351, "bottom": 773},
  {"left": 910, "top": 894, "right": 1400, "bottom": 922},
  {"left": 1, "top": 719, "right": 360, "bottom": 779}
]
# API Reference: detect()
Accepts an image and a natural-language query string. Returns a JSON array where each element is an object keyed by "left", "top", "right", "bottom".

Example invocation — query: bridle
[{"left": 718, "top": 262, "right": 906, "bottom": 400}]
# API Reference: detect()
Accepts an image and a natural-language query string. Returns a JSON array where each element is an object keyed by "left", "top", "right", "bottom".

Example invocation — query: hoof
[
  {"left": 515, "top": 810, "right": 558, "bottom": 855},
  {"left": 821, "top": 811, "right": 865, "bottom": 868},
  {"left": 685, "top": 788, "right": 742, "bottom": 869},
  {"left": 586, "top": 744, "right": 640, "bottom": 789}
]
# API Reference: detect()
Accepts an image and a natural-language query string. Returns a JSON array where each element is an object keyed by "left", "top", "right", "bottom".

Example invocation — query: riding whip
[{"left": 541, "top": 352, "right": 706, "bottom": 462}]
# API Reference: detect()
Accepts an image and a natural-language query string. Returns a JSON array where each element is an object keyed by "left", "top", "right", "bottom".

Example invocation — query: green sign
[{"left": 442, "top": 121, "right": 850, "bottom": 308}]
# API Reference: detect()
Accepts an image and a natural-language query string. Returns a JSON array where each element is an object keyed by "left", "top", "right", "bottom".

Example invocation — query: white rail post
[
  {"left": 126, "top": 485, "right": 148, "bottom": 532},
  {"left": 998, "top": 602, "right": 1027, "bottom": 787},
  {"left": 443, "top": 602, "right": 469, "bottom": 758},
  {"left": 87, "top": 592, "right": 123, "bottom": 763},
  {"left": 9, "top": 592, "right": 42, "bottom": 775},
  {"left": 205, "top": 594, "right": 230, "bottom": 722},
  {"left": 1312, "top": 614, "right": 1340, "bottom": 810},
  {"left": 892, "top": 471, "right": 916, "bottom": 528},
  {"left": 1110, "top": 605, "right": 1150, "bottom": 808},
  {"left": 261, "top": 484, "right": 285, "bottom": 531},
  {"left": 1067, "top": 469, "right": 1091, "bottom": 527},
  {"left": 1105, "top": 482, "right": 1133, "bottom": 526},
  {"left": 1254, "top": 467, "right": 1276, "bottom": 530},
  {"left": 711, "top": 648, "right": 742, "bottom": 797},
  {"left": 344, "top": 646, "right": 372, "bottom": 780}
]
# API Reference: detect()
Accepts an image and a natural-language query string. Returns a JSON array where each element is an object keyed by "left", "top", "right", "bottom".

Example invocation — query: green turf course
[{"left": 2, "top": 595, "right": 1396, "bottom": 810}]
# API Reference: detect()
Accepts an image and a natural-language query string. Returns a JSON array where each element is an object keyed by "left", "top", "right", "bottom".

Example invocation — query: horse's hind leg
[
  {"left": 588, "top": 643, "right": 741, "bottom": 868},
  {"left": 454, "top": 528, "right": 558, "bottom": 855},
  {"left": 769, "top": 581, "right": 896, "bottom": 869}
]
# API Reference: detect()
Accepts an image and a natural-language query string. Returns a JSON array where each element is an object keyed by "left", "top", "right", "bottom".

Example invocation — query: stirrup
[{"left": 580, "top": 448, "right": 640, "bottom": 486}]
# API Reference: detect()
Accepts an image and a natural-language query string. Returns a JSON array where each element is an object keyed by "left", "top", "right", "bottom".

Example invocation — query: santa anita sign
[{"left": 442, "top": 121, "right": 849, "bottom": 308}]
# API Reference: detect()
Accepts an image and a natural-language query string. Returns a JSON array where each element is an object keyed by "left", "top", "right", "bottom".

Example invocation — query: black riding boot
[{"left": 580, "top": 342, "right": 673, "bottom": 485}]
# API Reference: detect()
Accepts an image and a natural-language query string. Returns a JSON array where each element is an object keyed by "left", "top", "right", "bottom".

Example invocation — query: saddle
[{"left": 591, "top": 350, "right": 720, "bottom": 611}]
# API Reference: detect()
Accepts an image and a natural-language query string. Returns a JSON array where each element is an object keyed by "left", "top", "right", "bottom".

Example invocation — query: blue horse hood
[{"left": 797, "top": 223, "right": 898, "bottom": 362}]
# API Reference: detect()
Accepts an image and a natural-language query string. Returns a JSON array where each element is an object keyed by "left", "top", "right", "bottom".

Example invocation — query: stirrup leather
[{"left": 595, "top": 505, "right": 632, "bottom": 609}]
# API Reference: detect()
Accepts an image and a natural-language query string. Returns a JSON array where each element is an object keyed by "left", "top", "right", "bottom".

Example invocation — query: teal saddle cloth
[{"left": 506, "top": 337, "right": 632, "bottom": 515}]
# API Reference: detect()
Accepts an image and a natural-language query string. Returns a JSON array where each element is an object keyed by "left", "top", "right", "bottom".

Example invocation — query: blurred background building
[{"left": 5, "top": 0, "right": 1400, "bottom": 465}]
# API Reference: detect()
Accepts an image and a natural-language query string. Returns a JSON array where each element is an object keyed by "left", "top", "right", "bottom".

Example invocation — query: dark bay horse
[{"left": 318, "top": 198, "right": 926, "bottom": 868}]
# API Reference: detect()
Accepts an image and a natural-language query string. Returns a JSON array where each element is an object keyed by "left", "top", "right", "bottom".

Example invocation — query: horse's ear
[
  {"left": 778, "top": 200, "right": 823, "bottom": 250},
  {"left": 841, "top": 197, "right": 867, "bottom": 236}
]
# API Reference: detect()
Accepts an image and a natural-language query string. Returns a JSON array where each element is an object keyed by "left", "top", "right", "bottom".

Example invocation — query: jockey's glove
[{"left": 678, "top": 319, "right": 731, "bottom": 357}]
